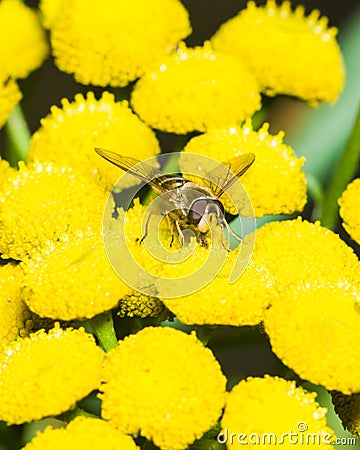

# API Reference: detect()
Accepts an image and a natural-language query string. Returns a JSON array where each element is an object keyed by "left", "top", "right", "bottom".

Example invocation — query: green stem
[
  {"left": 194, "top": 325, "right": 217, "bottom": 346},
  {"left": 89, "top": 310, "right": 118, "bottom": 352},
  {"left": 59, "top": 406, "right": 99, "bottom": 423},
  {"left": 4, "top": 103, "right": 31, "bottom": 164},
  {"left": 320, "top": 103, "right": 360, "bottom": 229}
]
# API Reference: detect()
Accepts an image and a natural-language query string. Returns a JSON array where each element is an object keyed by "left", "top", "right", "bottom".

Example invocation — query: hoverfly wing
[
  {"left": 95, "top": 147, "right": 168, "bottom": 193},
  {"left": 206, "top": 153, "right": 255, "bottom": 198}
]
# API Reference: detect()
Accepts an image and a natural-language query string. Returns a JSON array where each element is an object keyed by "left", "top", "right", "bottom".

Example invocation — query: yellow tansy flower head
[
  {"left": 181, "top": 120, "right": 307, "bottom": 217},
  {"left": 161, "top": 244, "right": 273, "bottom": 326},
  {"left": 253, "top": 218, "right": 360, "bottom": 294},
  {"left": 21, "top": 234, "right": 132, "bottom": 321},
  {"left": 212, "top": 0, "right": 344, "bottom": 104},
  {"left": 39, "top": 0, "right": 62, "bottom": 29},
  {"left": 339, "top": 178, "right": 360, "bottom": 244},
  {"left": 0, "top": 78, "right": 22, "bottom": 128},
  {"left": 264, "top": 285, "right": 360, "bottom": 394},
  {"left": 221, "top": 376, "right": 335, "bottom": 448},
  {"left": 118, "top": 292, "right": 170, "bottom": 320},
  {"left": 22, "top": 417, "right": 140, "bottom": 450},
  {"left": 101, "top": 327, "right": 226, "bottom": 450},
  {"left": 28, "top": 92, "right": 160, "bottom": 191},
  {"left": 0, "top": 0, "right": 48, "bottom": 79},
  {"left": 331, "top": 391, "right": 360, "bottom": 438},
  {"left": 0, "top": 264, "right": 32, "bottom": 351},
  {"left": 0, "top": 161, "right": 107, "bottom": 261},
  {"left": 131, "top": 42, "right": 261, "bottom": 133},
  {"left": 49, "top": 0, "right": 191, "bottom": 87},
  {"left": 0, "top": 325, "right": 103, "bottom": 425}
]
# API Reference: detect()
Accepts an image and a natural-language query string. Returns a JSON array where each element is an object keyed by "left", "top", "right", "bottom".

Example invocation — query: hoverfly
[{"left": 95, "top": 147, "right": 255, "bottom": 250}]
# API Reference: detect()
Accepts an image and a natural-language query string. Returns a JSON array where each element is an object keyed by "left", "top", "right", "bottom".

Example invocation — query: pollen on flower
[
  {"left": 101, "top": 327, "right": 226, "bottom": 450},
  {"left": 264, "top": 284, "right": 360, "bottom": 394},
  {"left": 0, "top": 79, "right": 22, "bottom": 128},
  {"left": 181, "top": 120, "right": 307, "bottom": 217},
  {"left": 0, "top": 0, "right": 48, "bottom": 79},
  {"left": 211, "top": 0, "right": 344, "bottom": 104},
  {"left": 253, "top": 218, "right": 360, "bottom": 294},
  {"left": 0, "top": 264, "right": 33, "bottom": 351},
  {"left": 0, "top": 161, "right": 107, "bottom": 261},
  {"left": 131, "top": 42, "right": 261, "bottom": 133},
  {"left": 161, "top": 244, "right": 273, "bottom": 326},
  {"left": 21, "top": 417, "right": 140, "bottom": 450},
  {"left": 28, "top": 92, "right": 160, "bottom": 191},
  {"left": 222, "top": 376, "right": 335, "bottom": 448},
  {"left": 0, "top": 325, "right": 104, "bottom": 425},
  {"left": 49, "top": 0, "right": 191, "bottom": 86},
  {"left": 21, "top": 235, "right": 132, "bottom": 321},
  {"left": 339, "top": 178, "right": 360, "bottom": 245}
]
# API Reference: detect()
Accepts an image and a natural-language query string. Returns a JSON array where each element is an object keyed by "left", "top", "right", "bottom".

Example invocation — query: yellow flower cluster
[
  {"left": 162, "top": 245, "right": 272, "bottom": 326},
  {"left": 0, "top": 79, "right": 21, "bottom": 128},
  {"left": 181, "top": 120, "right": 307, "bottom": 217},
  {"left": 339, "top": 178, "right": 360, "bottom": 244},
  {"left": 101, "top": 327, "right": 226, "bottom": 450},
  {"left": 0, "top": 264, "right": 32, "bottom": 351},
  {"left": 48, "top": 0, "right": 191, "bottom": 86},
  {"left": 212, "top": 0, "right": 344, "bottom": 104},
  {"left": 222, "top": 376, "right": 335, "bottom": 449},
  {"left": 22, "top": 417, "right": 140, "bottom": 450},
  {"left": 28, "top": 92, "right": 161, "bottom": 191},
  {"left": 0, "top": 325, "right": 103, "bottom": 425},
  {"left": 0, "top": 161, "right": 106, "bottom": 260},
  {"left": 0, "top": 0, "right": 48, "bottom": 80},
  {"left": 131, "top": 42, "right": 261, "bottom": 133},
  {"left": 22, "top": 235, "right": 132, "bottom": 320},
  {"left": 265, "top": 285, "right": 360, "bottom": 394}
]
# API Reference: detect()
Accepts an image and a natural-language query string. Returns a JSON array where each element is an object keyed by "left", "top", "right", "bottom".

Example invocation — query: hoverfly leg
[
  {"left": 174, "top": 220, "right": 185, "bottom": 248},
  {"left": 222, "top": 219, "right": 242, "bottom": 250},
  {"left": 139, "top": 211, "right": 154, "bottom": 244},
  {"left": 199, "top": 233, "right": 208, "bottom": 248},
  {"left": 220, "top": 224, "right": 231, "bottom": 253}
]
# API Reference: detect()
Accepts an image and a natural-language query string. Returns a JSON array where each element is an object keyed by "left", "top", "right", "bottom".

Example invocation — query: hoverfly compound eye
[{"left": 188, "top": 199, "right": 208, "bottom": 225}]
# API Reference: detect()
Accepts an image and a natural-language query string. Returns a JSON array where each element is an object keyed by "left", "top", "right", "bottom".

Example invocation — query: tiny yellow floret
[
  {"left": 28, "top": 92, "right": 160, "bottom": 191},
  {"left": 50, "top": 0, "right": 191, "bottom": 86},
  {"left": 222, "top": 376, "right": 335, "bottom": 448},
  {"left": 101, "top": 327, "right": 226, "bottom": 450},
  {"left": 212, "top": 0, "right": 344, "bottom": 104},
  {"left": 131, "top": 42, "right": 261, "bottom": 133},
  {"left": 22, "top": 417, "right": 140, "bottom": 450},
  {"left": 0, "top": 325, "right": 104, "bottom": 425},
  {"left": 0, "top": 0, "right": 48, "bottom": 79},
  {"left": 339, "top": 178, "right": 360, "bottom": 244}
]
